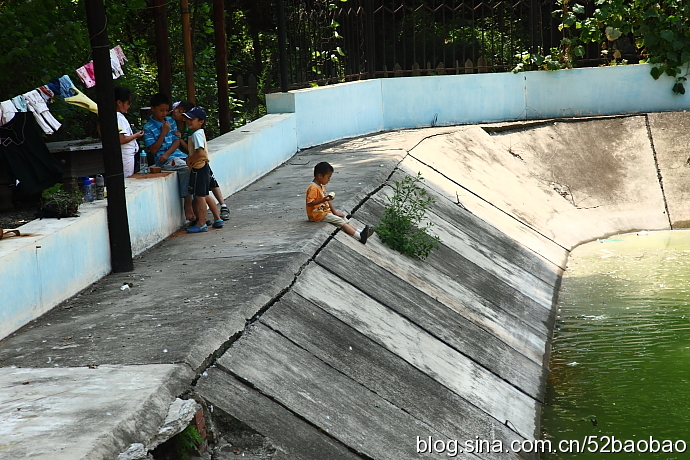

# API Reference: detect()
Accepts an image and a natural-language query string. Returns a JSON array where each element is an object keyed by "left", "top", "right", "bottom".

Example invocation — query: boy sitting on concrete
[{"left": 306, "top": 161, "right": 374, "bottom": 244}]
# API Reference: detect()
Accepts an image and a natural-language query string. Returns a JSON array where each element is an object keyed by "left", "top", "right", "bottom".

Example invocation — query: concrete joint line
[
  {"left": 644, "top": 114, "right": 672, "bottom": 228},
  {"left": 210, "top": 362, "right": 375, "bottom": 460},
  {"left": 259, "top": 318, "right": 442, "bottom": 428},
  {"left": 406, "top": 151, "right": 569, "bottom": 254},
  {"left": 191, "top": 179, "right": 390, "bottom": 385},
  {"left": 312, "top": 262, "right": 547, "bottom": 408},
  {"left": 482, "top": 113, "right": 641, "bottom": 134}
]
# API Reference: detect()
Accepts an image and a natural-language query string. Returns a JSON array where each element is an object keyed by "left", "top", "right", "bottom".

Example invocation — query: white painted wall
[
  {"left": 0, "top": 114, "right": 296, "bottom": 340},
  {"left": 2, "top": 64, "right": 687, "bottom": 340},
  {"left": 267, "top": 63, "right": 687, "bottom": 148}
]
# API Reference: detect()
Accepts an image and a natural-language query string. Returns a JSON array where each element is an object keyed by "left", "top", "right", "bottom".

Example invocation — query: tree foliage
[
  {"left": 0, "top": 0, "right": 276, "bottom": 140},
  {"left": 515, "top": 0, "right": 690, "bottom": 94}
]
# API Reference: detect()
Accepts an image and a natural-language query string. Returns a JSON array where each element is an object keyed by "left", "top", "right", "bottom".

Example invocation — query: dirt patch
[{"left": 0, "top": 196, "right": 40, "bottom": 229}]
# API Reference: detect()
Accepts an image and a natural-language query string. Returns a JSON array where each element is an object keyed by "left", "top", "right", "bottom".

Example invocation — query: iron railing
[{"left": 280, "top": 0, "right": 621, "bottom": 88}]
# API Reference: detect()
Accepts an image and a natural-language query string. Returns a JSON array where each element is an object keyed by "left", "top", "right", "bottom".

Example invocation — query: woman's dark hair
[
  {"left": 114, "top": 86, "right": 132, "bottom": 103},
  {"left": 176, "top": 100, "right": 195, "bottom": 112}
]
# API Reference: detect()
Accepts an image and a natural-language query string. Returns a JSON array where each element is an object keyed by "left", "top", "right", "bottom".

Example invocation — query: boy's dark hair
[
  {"left": 149, "top": 92, "right": 170, "bottom": 108},
  {"left": 114, "top": 86, "right": 132, "bottom": 103},
  {"left": 177, "top": 100, "right": 195, "bottom": 112},
  {"left": 314, "top": 161, "right": 334, "bottom": 177}
]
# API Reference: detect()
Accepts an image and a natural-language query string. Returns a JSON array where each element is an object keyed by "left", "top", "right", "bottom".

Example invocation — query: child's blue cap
[{"left": 183, "top": 107, "right": 206, "bottom": 121}]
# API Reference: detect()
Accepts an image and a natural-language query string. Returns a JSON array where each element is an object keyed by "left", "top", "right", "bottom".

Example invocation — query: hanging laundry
[
  {"left": 110, "top": 46, "right": 126, "bottom": 79},
  {"left": 37, "top": 85, "right": 55, "bottom": 103},
  {"left": 11, "top": 95, "right": 27, "bottom": 113},
  {"left": 112, "top": 45, "right": 127, "bottom": 65},
  {"left": 74, "top": 46, "right": 128, "bottom": 87},
  {"left": 47, "top": 78, "right": 62, "bottom": 98},
  {"left": 23, "top": 90, "right": 62, "bottom": 135},
  {"left": 0, "top": 113, "right": 63, "bottom": 196},
  {"left": 0, "top": 100, "right": 17, "bottom": 125},
  {"left": 57, "top": 75, "right": 77, "bottom": 98},
  {"left": 75, "top": 61, "right": 96, "bottom": 88},
  {"left": 110, "top": 54, "right": 124, "bottom": 79},
  {"left": 64, "top": 87, "right": 98, "bottom": 114}
]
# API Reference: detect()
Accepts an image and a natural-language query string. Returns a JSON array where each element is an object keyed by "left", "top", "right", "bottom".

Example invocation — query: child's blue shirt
[{"left": 143, "top": 115, "right": 186, "bottom": 165}]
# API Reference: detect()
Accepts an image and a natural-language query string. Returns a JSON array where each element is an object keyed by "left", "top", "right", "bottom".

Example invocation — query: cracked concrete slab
[
  {"left": 256, "top": 292, "right": 534, "bottom": 459},
  {"left": 315, "top": 238, "right": 546, "bottom": 392},
  {"left": 647, "top": 111, "right": 690, "bottom": 228},
  {"left": 0, "top": 364, "right": 192, "bottom": 460},
  {"left": 485, "top": 116, "right": 670, "bottom": 247},
  {"left": 197, "top": 367, "right": 364, "bottom": 460},
  {"left": 213, "top": 322, "right": 454, "bottom": 460},
  {"left": 291, "top": 263, "right": 539, "bottom": 436},
  {"left": 2, "top": 114, "right": 685, "bottom": 459}
]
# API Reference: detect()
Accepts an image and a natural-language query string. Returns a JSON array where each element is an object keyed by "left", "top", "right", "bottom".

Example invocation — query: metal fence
[{"left": 281, "top": 0, "right": 615, "bottom": 88}]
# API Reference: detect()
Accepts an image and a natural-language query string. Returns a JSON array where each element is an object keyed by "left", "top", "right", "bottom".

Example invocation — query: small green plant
[
  {"left": 376, "top": 173, "right": 440, "bottom": 260},
  {"left": 174, "top": 425, "right": 204, "bottom": 459},
  {"left": 150, "top": 424, "right": 204, "bottom": 460},
  {"left": 512, "top": 49, "right": 565, "bottom": 73},
  {"left": 39, "top": 183, "right": 82, "bottom": 218}
]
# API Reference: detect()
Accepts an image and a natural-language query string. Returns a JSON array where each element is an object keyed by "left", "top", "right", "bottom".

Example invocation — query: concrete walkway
[{"left": 1, "top": 113, "right": 685, "bottom": 459}]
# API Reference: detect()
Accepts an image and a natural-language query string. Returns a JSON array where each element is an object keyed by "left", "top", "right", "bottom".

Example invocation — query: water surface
[{"left": 543, "top": 230, "right": 690, "bottom": 459}]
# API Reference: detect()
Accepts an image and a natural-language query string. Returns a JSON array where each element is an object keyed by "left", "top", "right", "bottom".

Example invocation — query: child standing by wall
[
  {"left": 171, "top": 100, "right": 230, "bottom": 222},
  {"left": 114, "top": 87, "right": 143, "bottom": 178},
  {"left": 306, "top": 161, "right": 374, "bottom": 244},
  {"left": 183, "top": 107, "right": 222, "bottom": 232}
]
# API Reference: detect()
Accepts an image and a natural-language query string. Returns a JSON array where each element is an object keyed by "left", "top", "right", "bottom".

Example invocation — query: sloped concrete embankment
[
  {"left": 197, "top": 175, "right": 560, "bottom": 458},
  {"left": 1, "top": 112, "right": 683, "bottom": 459},
  {"left": 196, "top": 113, "right": 685, "bottom": 459}
]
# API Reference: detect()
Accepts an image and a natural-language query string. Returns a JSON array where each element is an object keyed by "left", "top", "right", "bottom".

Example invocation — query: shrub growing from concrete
[{"left": 377, "top": 173, "right": 440, "bottom": 259}]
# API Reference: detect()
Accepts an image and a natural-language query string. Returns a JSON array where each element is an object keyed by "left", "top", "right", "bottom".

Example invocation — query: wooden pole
[
  {"left": 213, "top": 0, "right": 231, "bottom": 133},
  {"left": 181, "top": 0, "right": 196, "bottom": 103},
  {"left": 84, "top": 0, "right": 133, "bottom": 273},
  {"left": 277, "top": 0, "right": 289, "bottom": 92},
  {"left": 365, "top": 0, "right": 375, "bottom": 78},
  {"left": 153, "top": 0, "right": 172, "bottom": 96}
]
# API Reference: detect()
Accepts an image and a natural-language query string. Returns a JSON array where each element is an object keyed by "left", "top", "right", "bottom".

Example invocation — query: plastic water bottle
[
  {"left": 95, "top": 175, "right": 104, "bottom": 200},
  {"left": 140, "top": 150, "right": 149, "bottom": 174},
  {"left": 83, "top": 177, "right": 94, "bottom": 203}
]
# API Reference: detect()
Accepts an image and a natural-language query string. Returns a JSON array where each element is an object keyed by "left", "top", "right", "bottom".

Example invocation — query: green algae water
[{"left": 542, "top": 230, "right": 690, "bottom": 459}]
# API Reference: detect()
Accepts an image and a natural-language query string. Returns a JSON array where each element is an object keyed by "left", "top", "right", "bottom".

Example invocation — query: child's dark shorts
[
  {"left": 209, "top": 167, "right": 219, "bottom": 189},
  {"left": 188, "top": 163, "right": 211, "bottom": 197}
]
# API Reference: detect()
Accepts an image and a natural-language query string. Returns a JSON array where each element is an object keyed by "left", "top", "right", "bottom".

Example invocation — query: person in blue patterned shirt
[{"left": 143, "top": 93, "right": 194, "bottom": 221}]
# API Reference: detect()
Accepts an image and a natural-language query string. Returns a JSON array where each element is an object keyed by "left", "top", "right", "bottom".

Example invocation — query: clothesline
[{"left": 0, "top": 46, "right": 128, "bottom": 135}]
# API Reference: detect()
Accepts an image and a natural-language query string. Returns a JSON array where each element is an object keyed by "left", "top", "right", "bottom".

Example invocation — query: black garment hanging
[{"left": 0, "top": 113, "right": 62, "bottom": 196}]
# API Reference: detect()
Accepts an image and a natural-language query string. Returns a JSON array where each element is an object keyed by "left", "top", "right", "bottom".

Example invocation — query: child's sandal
[{"left": 0, "top": 229, "right": 21, "bottom": 240}]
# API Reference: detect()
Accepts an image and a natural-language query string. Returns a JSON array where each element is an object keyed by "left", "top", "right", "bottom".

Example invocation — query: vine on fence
[{"left": 514, "top": 0, "right": 690, "bottom": 94}]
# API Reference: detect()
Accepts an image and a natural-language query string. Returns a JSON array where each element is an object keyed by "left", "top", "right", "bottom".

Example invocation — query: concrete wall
[
  {"left": 267, "top": 63, "right": 687, "bottom": 148},
  {"left": 267, "top": 80, "right": 384, "bottom": 149},
  {"left": 3, "top": 63, "right": 688, "bottom": 339},
  {"left": 0, "top": 114, "right": 296, "bottom": 340}
]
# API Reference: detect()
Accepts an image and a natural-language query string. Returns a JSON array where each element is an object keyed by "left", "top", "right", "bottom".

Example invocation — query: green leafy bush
[
  {"left": 376, "top": 173, "right": 440, "bottom": 260},
  {"left": 513, "top": 0, "right": 690, "bottom": 94},
  {"left": 39, "top": 183, "right": 82, "bottom": 218}
]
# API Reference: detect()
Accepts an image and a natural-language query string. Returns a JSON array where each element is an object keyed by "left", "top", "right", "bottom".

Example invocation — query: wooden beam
[
  {"left": 213, "top": 0, "right": 231, "bottom": 133},
  {"left": 181, "top": 0, "right": 195, "bottom": 103},
  {"left": 84, "top": 0, "right": 133, "bottom": 273},
  {"left": 152, "top": 0, "right": 172, "bottom": 97}
]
